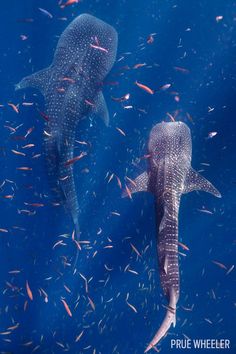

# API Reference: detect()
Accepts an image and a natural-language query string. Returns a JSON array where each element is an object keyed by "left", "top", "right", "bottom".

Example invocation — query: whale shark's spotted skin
[
  {"left": 124, "top": 121, "right": 221, "bottom": 351},
  {"left": 16, "top": 14, "right": 118, "bottom": 235}
]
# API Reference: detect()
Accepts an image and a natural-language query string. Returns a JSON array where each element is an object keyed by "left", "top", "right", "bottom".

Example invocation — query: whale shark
[
  {"left": 16, "top": 14, "right": 118, "bottom": 263},
  {"left": 123, "top": 121, "right": 221, "bottom": 352}
]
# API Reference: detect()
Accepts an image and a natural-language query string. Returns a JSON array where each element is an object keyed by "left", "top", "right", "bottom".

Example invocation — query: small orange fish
[
  {"left": 39, "top": 111, "right": 49, "bottom": 121},
  {"left": 65, "top": 152, "right": 87, "bottom": 166},
  {"left": 116, "top": 175, "right": 122, "bottom": 189},
  {"left": 135, "top": 81, "right": 154, "bottom": 95},
  {"left": 212, "top": 260, "right": 227, "bottom": 270},
  {"left": 2, "top": 195, "right": 14, "bottom": 199},
  {"left": 4, "top": 125, "right": 16, "bottom": 133},
  {"left": 130, "top": 243, "right": 141, "bottom": 257},
  {"left": 61, "top": 299, "right": 72, "bottom": 317},
  {"left": 60, "top": 0, "right": 79, "bottom": 8},
  {"left": 125, "top": 185, "right": 132, "bottom": 199},
  {"left": 85, "top": 99, "right": 95, "bottom": 106},
  {"left": 126, "top": 176, "right": 136, "bottom": 188},
  {"left": 178, "top": 241, "right": 190, "bottom": 251},
  {"left": 26, "top": 281, "right": 33, "bottom": 301},
  {"left": 64, "top": 285, "right": 71, "bottom": 293},
  {"left": 88, "top": 296, "right": 96, "bottom": 311},
  {"left": 74, "top": 239, "right": 82, "bottom": 250},
  {"left": 24, "top": 203, "right": 44, "bottom": 208},
  {"left": 90, "top": 44, "right": 108, "bottom": 53},
  {"left": 11, "top": 149, "right": 26, "bottom": 156},
  {"left": 16, "top": 167, "right": 32, "bottom": 171},
  {"left": 24, "top": 127, "right": 34, "bottom": 138},
  {"left": 61, "top": 77, "right": 75, "bottom": 83},
  {"left": 133, "top": 63, "right": 146, "bottom": 69},
  {"left": 147, "top": 35, "right": 154, "bottom": 44},
  {"left": 8, "top": 103, "right": 19, "bottom": 114},
  {"left": 57, "top": 88, "right": 65, "bottom": 93}
]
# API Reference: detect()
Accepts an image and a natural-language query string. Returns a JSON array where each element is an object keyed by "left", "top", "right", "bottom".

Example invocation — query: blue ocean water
[{"left": 0, "top": 1, "right": 235, "bottom": 353}]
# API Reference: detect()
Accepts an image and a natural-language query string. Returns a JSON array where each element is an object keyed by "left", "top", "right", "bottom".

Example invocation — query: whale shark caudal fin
[
  {"left": 15, "top": 67, "right": 52, "bottom": 96},
  {"left": 144, "top": 287, "right": 177, "bottom": 353},
  {"left": 183, "top": 167, "right": 221, "bottom": 198},
  {"left": 122, "top": 171, "right": 149, "bottom": 197},
  {"left": 93, "top": 91, "right": 110, "bottom": 126}
]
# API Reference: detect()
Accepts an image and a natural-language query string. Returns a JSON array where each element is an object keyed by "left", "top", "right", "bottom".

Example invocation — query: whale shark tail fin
[
  {"left": 184, "top": 167, "right": 221, "bottom": 198},
  {"left": 144, "top": 287, "right": 177, "bottom": 353},
  {"left": 15, "top": 66, "right": 52, "bottom": 96},
  {"left": 122, "top": 171, "right": 149, "bottom": 198}
]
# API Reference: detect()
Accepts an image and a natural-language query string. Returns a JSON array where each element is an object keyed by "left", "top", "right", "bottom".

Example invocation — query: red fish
[
  {"left": 65, "top": 152, "right": 87, "bottom": 166},
  {"left": 90, "top": 44, "right": 108, "bottom": 53},
  {"left": 61, "top": 299, "right": 72, "bottom": 317},
  {"left": 8, "top": 103, "right": 19, "bottom": 114},
  {"left": 60, "top": 0, "right": 79, "bottom": 8},
  {"left": 135, "top": 81, "right": 154, "bottom": 95},
  {"left": 26, "top": 281, "right": 33, "bottom": 301}
]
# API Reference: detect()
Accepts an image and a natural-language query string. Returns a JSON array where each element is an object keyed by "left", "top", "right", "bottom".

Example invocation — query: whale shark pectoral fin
[
  {"left": 15, "top": 66, "right": 52, "bottom": 96},
  {"left": 184, "top": 168, "right": 221, "bottom": 198},
  {"left": 122, "top": 171, "right": 149, "bottom": 197},
  {"left": 93, "top": 92, "right": 109, "bottom": 126}
]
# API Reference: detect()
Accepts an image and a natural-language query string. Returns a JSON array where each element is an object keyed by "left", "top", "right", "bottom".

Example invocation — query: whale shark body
[
  {"left": 124, "top": 121, "right": 221, "bottom": 352},
  {"left": 16, "top": 14, "right": 118, "bottom": 259}
]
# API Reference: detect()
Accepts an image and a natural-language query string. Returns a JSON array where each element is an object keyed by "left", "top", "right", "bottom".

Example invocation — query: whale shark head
[
  {"left": 148, "top": 121, "right": 192, "bottom": 162},
  {"left": 53, "top": 14, "right": 118, "bottom": 82},
  {"left": 16, "top": 14, "right": 118, "bottom": 95}
]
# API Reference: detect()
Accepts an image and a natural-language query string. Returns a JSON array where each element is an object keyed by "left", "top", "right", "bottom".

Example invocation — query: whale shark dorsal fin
[
  {"left": 15, "top": 66, "right": 52, "bottom": 96},
  {"left": 184, "top": 167, "right": 221, "bottom": 198},
  {"left": 122, "top": 171, "right": 149, "bottom": 197},
  {"left": 93, "top": 92, "right": 109, "bottom": 126}
]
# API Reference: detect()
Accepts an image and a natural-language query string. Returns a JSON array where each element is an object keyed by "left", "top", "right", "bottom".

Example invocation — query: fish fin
[
  {"left": 164, "top": 255, "right": 168, "bottom": 275},
  {"left": 15, "top": 66, "right": 52, "bottom": 96},
  {"left": 145, "top": 287, "right": 177, "bottom": 352},
  {"left": 93, "top": 92, "right": 109, "bottom": 126},
  {"left": 183, "top": 168, "right": 221, "bottom": 198},
  {"left": 122, "top": 171, "right": 149, "bottom": 197}
]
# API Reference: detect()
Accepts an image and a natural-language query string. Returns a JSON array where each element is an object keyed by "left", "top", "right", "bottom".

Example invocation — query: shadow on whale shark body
[{"left": 16, "top": 14, "right": 118, "bottom": 267}]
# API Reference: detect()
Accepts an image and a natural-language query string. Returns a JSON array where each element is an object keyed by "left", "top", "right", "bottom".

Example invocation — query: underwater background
[{"left": 0, "top": 0, "right": 235, "bottom": 353}]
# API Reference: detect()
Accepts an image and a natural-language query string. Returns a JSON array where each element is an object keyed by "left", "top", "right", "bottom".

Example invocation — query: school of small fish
[{"left": 0, "top": 1, "right": 234, "bottom": 354}]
